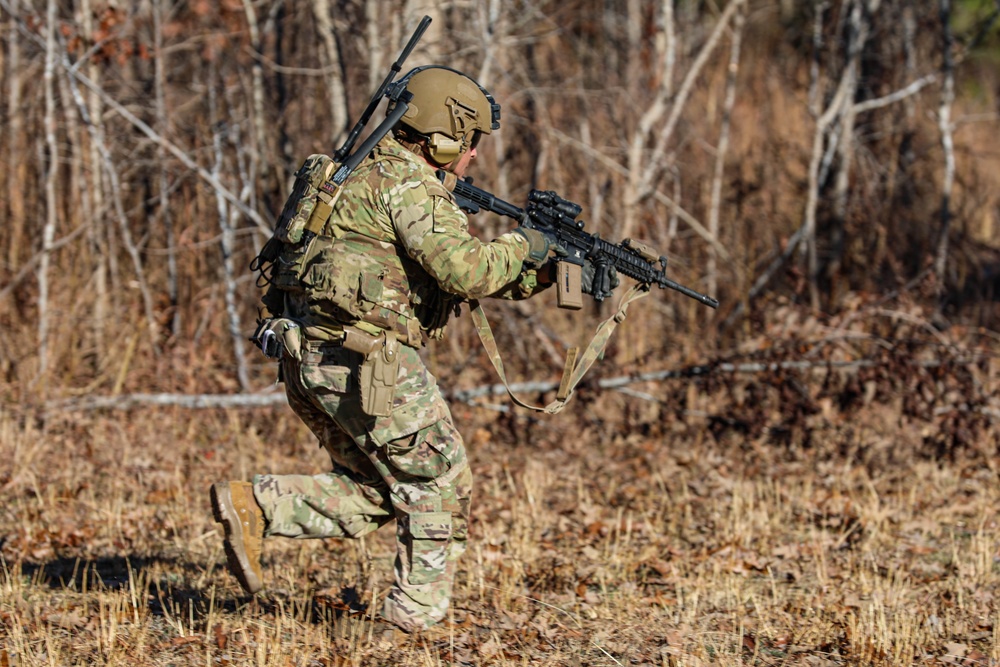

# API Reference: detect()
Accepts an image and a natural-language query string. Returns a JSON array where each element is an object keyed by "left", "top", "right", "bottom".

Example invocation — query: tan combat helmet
[{"left": 394, "top": 66, "right": 501, "bottom": 165}]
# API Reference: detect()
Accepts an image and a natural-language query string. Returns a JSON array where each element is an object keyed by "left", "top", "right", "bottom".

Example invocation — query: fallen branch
[
  {"left": 43, "top": 354, "right": 990, "bottom": 413},
  {"left": 46, "top": 392, "right": 288, "bottom": 412}
]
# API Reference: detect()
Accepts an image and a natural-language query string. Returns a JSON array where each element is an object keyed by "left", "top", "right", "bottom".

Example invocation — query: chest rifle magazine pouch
[{"left": 357, "top": 331, "right": 401, "bottom": 418}]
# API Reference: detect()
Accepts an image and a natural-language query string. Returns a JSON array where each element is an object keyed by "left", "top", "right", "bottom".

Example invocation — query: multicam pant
[{"left": 252, "top": 341, "right": 472, "bottom": 632}]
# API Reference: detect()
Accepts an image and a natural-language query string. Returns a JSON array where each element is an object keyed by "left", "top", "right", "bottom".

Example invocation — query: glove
[
  {"left": 512, "top": 227, "right": 563, "bottom": 268},
  {"left": 581, "top": 261, "right": 620, "bottom": 299}
]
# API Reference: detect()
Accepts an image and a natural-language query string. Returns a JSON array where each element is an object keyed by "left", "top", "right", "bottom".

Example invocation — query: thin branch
[
  {"left": 42, "top": 352, "right": 991, "bottom": 414},
  {"left": 0, "top": 224, "right": 90, "bottom": 302},
  {"left": 852, "top": 74, "right": 937, "bottom": 114},
  {"left": 244, "top": 45, "right": 342, "bottom": 76},
  {"left": 46, "top": 392, "right": 288, "bottom": 412}
]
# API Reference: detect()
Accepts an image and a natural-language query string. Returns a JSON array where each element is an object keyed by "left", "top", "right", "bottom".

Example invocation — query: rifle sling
[{"left": 469, "top": 283, "right": 650, "bottom": 414}]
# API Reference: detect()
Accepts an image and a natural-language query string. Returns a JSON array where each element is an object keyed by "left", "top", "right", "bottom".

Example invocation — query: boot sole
[{"left": 211, "top": 483, "right": 264, "bottom": 594}]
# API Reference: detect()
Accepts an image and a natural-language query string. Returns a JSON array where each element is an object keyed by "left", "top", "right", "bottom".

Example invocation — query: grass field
[{"left": 2, "top": 305, "right": 1000, "bottom": 666}]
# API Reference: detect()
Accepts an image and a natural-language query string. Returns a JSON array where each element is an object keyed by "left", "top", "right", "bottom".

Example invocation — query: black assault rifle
[{"left": 438, "top": 172, "right": 719, "bottom": 310}]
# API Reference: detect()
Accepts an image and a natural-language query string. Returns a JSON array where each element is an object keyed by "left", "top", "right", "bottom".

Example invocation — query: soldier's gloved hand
[
  {"left": 513, "top": 227, "right": 564, "bottom": 268},
  {"left": 581, "top": 261, "right": 620, "bottom": 299}
]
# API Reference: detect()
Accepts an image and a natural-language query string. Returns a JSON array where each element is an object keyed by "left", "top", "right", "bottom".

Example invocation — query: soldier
[{"left": 210, "top": 66, "right": 559, "bottom": 633}]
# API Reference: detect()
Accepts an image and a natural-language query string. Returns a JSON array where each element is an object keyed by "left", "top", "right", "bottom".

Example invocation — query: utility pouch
[
  {"left": 270, "top": 236, "right": 318, "bottom": 294},
  {"left": 351, "top": 330, "right": 400, "bottom": 418}
]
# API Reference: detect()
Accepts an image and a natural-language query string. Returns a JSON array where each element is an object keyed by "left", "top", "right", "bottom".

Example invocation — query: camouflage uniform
[{"left": 253, "top": 135, "right": 543, "bottom": 632}]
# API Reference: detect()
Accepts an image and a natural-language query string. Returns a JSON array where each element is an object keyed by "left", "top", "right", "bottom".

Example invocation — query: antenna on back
[{"left": 333, "top": 16, "right": 432, "bottom": 163}]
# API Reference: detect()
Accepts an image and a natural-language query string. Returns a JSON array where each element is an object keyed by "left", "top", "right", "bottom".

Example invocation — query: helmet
[{"left": 393, "top": 66, "right": 501, "bottom": 165}]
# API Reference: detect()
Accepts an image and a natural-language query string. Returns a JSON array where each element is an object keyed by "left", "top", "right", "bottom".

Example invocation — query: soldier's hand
[
  {"left": 513, "top": 227, "right": 564, "bottom": 268},
  {"left": 581, "top": 261, "right": 620, "bottom": 299}
]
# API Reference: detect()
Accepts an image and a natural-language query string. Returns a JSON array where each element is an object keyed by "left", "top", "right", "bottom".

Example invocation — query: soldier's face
[{"left": 449, "top": 146, "right": 476, "bottom": 178}]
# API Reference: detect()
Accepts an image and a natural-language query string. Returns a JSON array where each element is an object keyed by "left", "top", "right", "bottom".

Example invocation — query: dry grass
[{"left": 2, "top": 322, "right": 1000, "bottom": 667}]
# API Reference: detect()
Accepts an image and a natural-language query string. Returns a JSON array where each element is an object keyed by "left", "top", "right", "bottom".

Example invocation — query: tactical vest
[{"left": 255, "top": 144, "right": 458, "bottom": 347}]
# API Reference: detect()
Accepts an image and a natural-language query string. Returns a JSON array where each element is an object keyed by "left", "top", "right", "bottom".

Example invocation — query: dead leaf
[
  {"left": 47, "top": 612, "right": 86, "bottom": 630},
  {"left": 645, "top": 558, "right": 672, "bottom": 577},
  {"left": 943, "top": 642, "right": 969, "bottom": 663},
  {"left": 214, "top": 624, "right": 227, "bottom": 650},
  {"left": 964, "top": 649, "right": 987, "bottom": 665},
  {"left": 170, "top": 635, "right": 201, "bottom": 647}
]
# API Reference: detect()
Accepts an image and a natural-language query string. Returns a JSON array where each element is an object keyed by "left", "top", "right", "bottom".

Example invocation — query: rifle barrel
[{"left": 657, "top": 277, "right": 720, "bottom": 308}]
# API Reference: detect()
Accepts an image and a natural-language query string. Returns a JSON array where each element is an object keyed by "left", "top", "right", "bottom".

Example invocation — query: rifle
[{"left": 438, "top": 172, "right": 719, "bottom": 310}]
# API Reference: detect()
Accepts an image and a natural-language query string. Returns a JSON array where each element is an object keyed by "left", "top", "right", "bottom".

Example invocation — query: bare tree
[
  {"left": 311, "top": 0, "right": 349, "bottom": 147},
  {"left": 37, "top": 0, "right": 58, "bottom": 384},
  {"left": 934, "top": 0, "right": 956, "bottom": 296},
  {"left": 154, "top": 0, "right": 180, "bottom": 339},
  {"left": 78, "top": 0, "right": 109, "bottom": 348},
  {"left": 209, "top": 61, "right": 252, "bottom": 393},
  {"left": 707, "top": 3, "right": 746, "bottom": 300},
  {"left": 5, "top": 0, "right": 25, "bottom": 271},
  {"left": 623, "top": 0, "right": 744, "bottom": 245}
]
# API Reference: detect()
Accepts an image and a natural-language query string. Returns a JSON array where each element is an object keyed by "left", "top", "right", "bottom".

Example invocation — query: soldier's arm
[{"left": 392, "top": 185, "right": 533, "bottom": 299}]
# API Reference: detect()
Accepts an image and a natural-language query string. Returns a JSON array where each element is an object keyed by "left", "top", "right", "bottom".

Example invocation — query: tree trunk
[
  {"left": 37, "top": 0, "right": 58, "bottom": 385},
  {"left": 5, "top": 0, "right": 25, "bottom": 271},
  {"left": 707, "top": 4, "right": 745, "bottom": 301},
  {"left": 209, "top": 63, "right": 252, "bottom": 393},
  {"left": 934, "top": 0, "right": 956, "bottom": 298},
  {"left": 154, "top": 0, "right": 180, "bottom": 339},
  {"left": 310, "top": 0, "right": 349, "bottom": 148}
]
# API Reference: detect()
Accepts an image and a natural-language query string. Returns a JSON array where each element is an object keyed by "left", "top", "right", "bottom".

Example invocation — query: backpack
[{"left": 252, "top": 154, "right": 340, "bottom": 315}]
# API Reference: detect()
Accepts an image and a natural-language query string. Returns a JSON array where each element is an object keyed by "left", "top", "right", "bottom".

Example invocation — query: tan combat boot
[{"left": 211, "top": 481, "right": 264, "bottom": 594}]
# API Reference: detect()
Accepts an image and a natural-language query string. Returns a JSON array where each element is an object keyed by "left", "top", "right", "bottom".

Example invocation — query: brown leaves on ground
[{"left": 2, "top": 301, "right": 1000, "bottom": 665}]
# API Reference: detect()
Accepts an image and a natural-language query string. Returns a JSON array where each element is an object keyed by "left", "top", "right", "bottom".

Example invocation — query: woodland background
[{"left": 3, "top": 1, "right": 1000, "bottom": 665}]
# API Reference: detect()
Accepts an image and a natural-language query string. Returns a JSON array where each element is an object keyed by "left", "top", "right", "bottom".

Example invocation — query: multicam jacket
[{"left": 280, "top": 136, "right": 543, "bottom": 344}]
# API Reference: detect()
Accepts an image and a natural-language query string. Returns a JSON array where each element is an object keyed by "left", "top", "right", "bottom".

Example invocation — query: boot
[{"left": 211, "top": 481, "right": 264, "bottom": 594}]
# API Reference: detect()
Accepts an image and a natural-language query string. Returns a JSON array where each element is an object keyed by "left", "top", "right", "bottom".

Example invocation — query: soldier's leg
[
  {"left": 381, "top": 450, "right": 472, "bottom": 632},
  {"left": 356, "top": 346, "right": 473, "bottom": 632},
  {"left": 255, "top": 354, "right": 395, "bottom": 539},
  {"left": 254, "top": 464, "right": 393, "bottom": 539}
]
